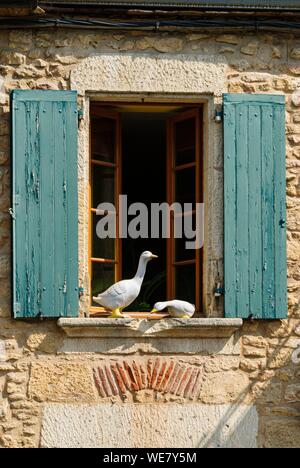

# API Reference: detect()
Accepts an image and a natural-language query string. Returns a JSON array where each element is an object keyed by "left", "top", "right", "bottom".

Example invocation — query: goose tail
[{"left": 93, "top": 295, "right": 103, "bottom": 303}]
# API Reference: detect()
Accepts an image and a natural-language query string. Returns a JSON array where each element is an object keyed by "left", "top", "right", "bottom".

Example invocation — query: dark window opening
[{"left": 90, "top": 103, "right": 203, "bottom": 317}]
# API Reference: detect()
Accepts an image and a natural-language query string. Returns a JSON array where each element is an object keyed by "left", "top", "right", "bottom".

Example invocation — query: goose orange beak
[{"left": 150, "top": 308, "right": 158, "bottom": 314}]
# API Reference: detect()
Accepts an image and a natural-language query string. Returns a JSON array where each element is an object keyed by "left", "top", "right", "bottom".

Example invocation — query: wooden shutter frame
[
  {"left": 11, "top": 90, "right": 79, "bottom": 318},
  {"left": 224, "top": 93, "right": 287, "bottom": 319}
]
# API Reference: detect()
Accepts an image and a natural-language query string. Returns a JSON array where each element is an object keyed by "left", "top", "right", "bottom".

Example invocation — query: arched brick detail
[{"left": 93, "top": 359, "right": 203, "bottom": 401}]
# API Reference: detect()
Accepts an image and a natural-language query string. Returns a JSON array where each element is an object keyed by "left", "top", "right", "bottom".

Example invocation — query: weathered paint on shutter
[
  {"left": 12, "top": 90, "right": 78, "bottom": 318},
  {"left": 224, "top": 94, "right": 287, "bottom": 319}
]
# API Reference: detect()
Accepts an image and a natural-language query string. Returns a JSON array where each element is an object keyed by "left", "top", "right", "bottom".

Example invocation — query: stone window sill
[{"left": 57, "top": 317, "right": 243, "bottom": 339}]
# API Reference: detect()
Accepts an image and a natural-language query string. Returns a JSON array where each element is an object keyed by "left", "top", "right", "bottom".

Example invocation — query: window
[
  {"left": 11, "top": 90, "right": 287, "bottom": 320},
  {"left": 89, "top": 103, "right": 203, "bottom": 317}
]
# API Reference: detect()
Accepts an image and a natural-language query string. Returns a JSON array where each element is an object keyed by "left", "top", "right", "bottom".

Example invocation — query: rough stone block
[
  {"left": 252, "top": 382, "right": 282, "bottom": 405},
  {"left": 243, "top": 345, "right": 266, "bottom": 358},
  {"left": 204, "top": 356, "right": 240, "bottom": 373},
  {"left": 265, "top": 419, "right": 300, "bottom": 448},
  {"left": 284, "top": 384, "right": 300, "bottom": 402},
  {"left": 26, "top": 332, "right": 63, "bottom": 354},
  {"left": 199, "top": 371, "right": 249, "bottom": 404},
  {"left": 243, "top": 336, "right": 266, "bottom": 348},
  {"left": 28, "top": 362, "right": 96, "bottom": 403},
  {"left": 0, "top": 339, "right": 6, "bottom": 361},
  {"left": 268, "top": 348, "right": 293, "bottom": 369}
]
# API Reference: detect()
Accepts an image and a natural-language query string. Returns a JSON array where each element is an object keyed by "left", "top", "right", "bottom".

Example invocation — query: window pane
[
  {"left": 175, "top": 239, "right": 195, "bottom": 262},
  {"left": 175, "top": 213, "right": 197, "bottom": 261},
  {"left": 91, "top": 117, "right": 115, "bottom": 163},
  {"left": 175, "top": 118, "right": 196, "bottom": 166},
  {"left": 91, "top": 262, "right": 115, "bottom": 307},
  {"left": 92, "top": 213, "right": 115, "bottom": 260},
  {"left": 175, "top": 264, "right": 195, "bottom": 305},
  {"left": 92, "top": 165, "right": 115, "bottom": 208},
  {"left": 175, "top": 167, "right": 195, "bottom": 206}
]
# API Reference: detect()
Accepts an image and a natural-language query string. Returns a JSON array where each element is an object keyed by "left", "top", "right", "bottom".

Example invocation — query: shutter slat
[
  {"left": 273, "top": 104, "right": 287, "bottom": 319},
  {"left": 248, "top": 105, "right": 262, "bottom": 317},
  {"left": 236, "top": 104, "right": 249, "bottom": 317},
  {"left": 26, "top": 101, "right": 42, "bottom": 317},
  {"left": 261, "top": 105, "right": 275, "bottom": 318},
  {"left": 12, "top": 90, "right": 78, "bottom": 318},
  {"left": 65, "top": 102, "right": 78, "bottom": 315},
  {"left": 14, "top": 101, "right": 27, "bottom": 317},
  {"left": 224, "top": 103, "right": 237, "bottom": 316},
  {"left": 224, "top": 94, "right": 287, "bottom": 320},
  {"left": 40, "top": 100, "right": 55, "bottom": 316},
  {"left": 53, "top": 101, "right": 67, "bottom": 316}
]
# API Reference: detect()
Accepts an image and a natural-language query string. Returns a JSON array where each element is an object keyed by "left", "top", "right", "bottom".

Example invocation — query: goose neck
[{"left": 134, "top": 256, "right": 148, "bottom": 284}]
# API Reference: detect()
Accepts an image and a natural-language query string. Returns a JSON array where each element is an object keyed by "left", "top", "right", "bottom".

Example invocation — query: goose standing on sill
[{"left": 93, "top": 251, "right": 158, "bottom": 318}]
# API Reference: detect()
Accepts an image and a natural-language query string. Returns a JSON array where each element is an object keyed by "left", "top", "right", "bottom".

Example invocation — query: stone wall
[{"left": 0, "top": 28, "right": 299, "bottom": 448}]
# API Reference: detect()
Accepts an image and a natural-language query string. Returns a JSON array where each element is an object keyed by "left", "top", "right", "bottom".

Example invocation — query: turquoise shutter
[
  {"left": 12, "top": 90, "right": 78, "bottom": 318},
  {"left": 224, "top": 94, "right": 287, "bottom": 319}
]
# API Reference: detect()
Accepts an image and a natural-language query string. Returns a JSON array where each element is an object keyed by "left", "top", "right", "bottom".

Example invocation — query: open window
[{"left": 89, "top": 103, "right": 203, "bottom": 317}]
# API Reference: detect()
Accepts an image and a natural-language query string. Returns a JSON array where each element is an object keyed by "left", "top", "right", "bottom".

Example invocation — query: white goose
[
  {"left": 93, "top": 251, "right": 158, "bottom": 318},
  {"left": 150, "top": 300, "right": 195, "bottom": 318}
]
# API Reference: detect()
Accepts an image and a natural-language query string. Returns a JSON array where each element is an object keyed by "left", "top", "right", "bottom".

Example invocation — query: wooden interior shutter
[
  {"left": 12, "top": 90, "right": 78, "bottom": 318},
  {"left": 224, "top": 94, "right": 287, "bottom": 319}
]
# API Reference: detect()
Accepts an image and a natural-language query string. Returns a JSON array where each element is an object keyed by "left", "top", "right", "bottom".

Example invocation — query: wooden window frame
[
  {"left": 89, "top": 103, "right": 203, "bottom": 318},
  {"left": 166, "top": 108, "right": 203, "bottom": 315},
  {"left": 89, "top": 108, "right": 122, "bottom": 315}
]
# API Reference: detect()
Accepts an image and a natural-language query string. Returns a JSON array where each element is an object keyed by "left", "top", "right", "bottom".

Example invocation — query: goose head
[
  {"left": 140, "top": 251, "right": 158, "bottom": 262},
  {"left": 150, "top": 301, "right": 167, "bottom": 313}
]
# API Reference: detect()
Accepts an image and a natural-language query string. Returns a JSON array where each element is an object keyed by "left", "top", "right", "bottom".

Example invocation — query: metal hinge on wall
[
  {"left": 77, "top": 108, "right": 84, "bottom": 126},
  {"left": 14, "top": 303, "right": 21, "bottom": 315},
  {"left": 8, "top": 208, "right": 16, "bottom": 220},
  {"left": 9, "top": 195, "right": 20, "bottom": 220}
]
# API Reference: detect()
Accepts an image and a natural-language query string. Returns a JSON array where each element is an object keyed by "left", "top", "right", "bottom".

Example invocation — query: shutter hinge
[
  {"left": 214, "top": 282, "right": 224, "bottom": 297},
  {"left": 14, "top": 303, "right": 21, "bottom": 314},
  {"left": 77, "top": 108, "right": 84, "bottom": 124},
  {"left": 63, "top": 278, "right": 67, "bottom": 294},
  {"left": 215, "top": 110, "right": 223, "bottom": 123},
  {"left": 247, "top": 314, "right": 255, "bottom": 323},
  {"left": 78, "top": 287, "right": 85, "bottom": 298},
  {"left": 8, "top": 208, "right": 16, "bottom": 220},
  {"left": 10, "top": 195, "right": 21, "bottom": 219}
]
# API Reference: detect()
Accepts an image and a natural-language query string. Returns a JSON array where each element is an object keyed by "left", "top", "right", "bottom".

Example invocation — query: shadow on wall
[
  {"left": 33, "top": 320, "right": 300, "bottom": 448},
  {"left": 196, "top": 320, "right": 300, "bottom": 449}
]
